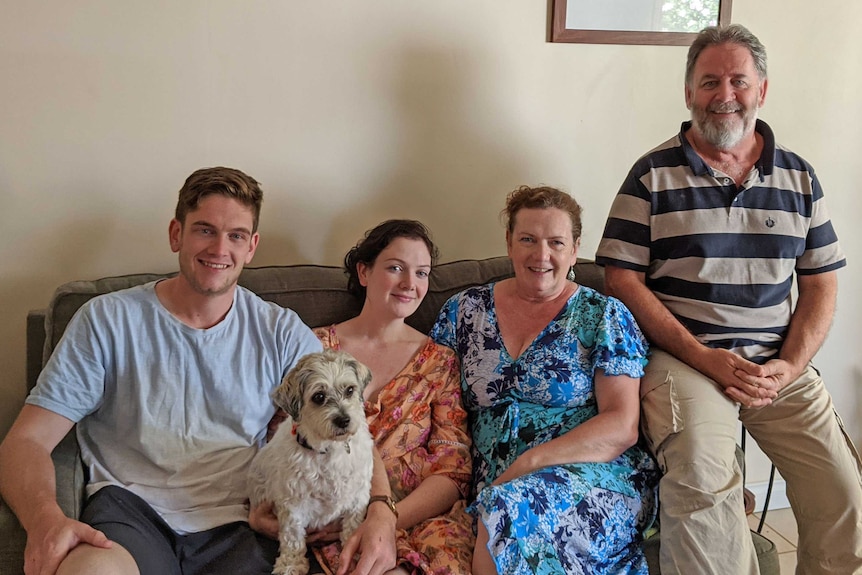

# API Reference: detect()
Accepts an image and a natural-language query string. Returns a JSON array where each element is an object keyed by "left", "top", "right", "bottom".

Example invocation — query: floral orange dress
[{"left": 313, "top": 325, "right": 474, "bottom": 575}]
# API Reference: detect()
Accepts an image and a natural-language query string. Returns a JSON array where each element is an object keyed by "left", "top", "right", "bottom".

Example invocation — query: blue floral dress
[{"left": 430, "top": 283, "right": 659, "bottom": 575}]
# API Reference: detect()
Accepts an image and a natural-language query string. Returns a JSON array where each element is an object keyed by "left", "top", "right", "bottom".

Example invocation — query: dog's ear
[
  {"left": 273, "top": 357, "right": 310, "bottom": 421},
  {"left": 346, "top": 355, "right": 372, "bottom": 394},
  {"left": 283, "top": 374, "right": 306, "bottom": 421}
]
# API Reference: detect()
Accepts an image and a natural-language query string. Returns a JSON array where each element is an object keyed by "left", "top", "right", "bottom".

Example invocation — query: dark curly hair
[{"left": 344, "top": 220, "right": 439, "bottom": 299}]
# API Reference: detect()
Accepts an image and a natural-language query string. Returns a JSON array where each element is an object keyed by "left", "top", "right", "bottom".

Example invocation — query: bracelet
[{"left": 368, "top": 495, "right": 399, "bottom": 519}]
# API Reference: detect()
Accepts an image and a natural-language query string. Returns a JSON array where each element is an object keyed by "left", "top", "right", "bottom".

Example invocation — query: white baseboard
[{"left": 747, "top": 478, "right": 790, "bottom": 512}]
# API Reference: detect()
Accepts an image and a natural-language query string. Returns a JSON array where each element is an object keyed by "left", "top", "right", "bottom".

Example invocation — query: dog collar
[
  {"left": 297, "top": 432, "right": 328, "bottom": 454},
  {"left": 292, "top": 423, "right": 350, "bottom": 454}
]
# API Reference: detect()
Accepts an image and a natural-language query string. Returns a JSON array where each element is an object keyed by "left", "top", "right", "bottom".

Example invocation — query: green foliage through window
[{"left": 662, "top": 0, "right": 720, "bottom": 33}]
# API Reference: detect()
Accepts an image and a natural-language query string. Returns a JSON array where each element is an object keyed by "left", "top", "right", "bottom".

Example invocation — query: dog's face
[{"left": 273, "top": 349, "right": 371, "bottom": 444}]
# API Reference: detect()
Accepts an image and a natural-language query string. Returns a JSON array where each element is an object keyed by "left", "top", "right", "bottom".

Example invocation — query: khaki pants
[{"left": 641, "top": 350, "right": 862, "bottom": 575}]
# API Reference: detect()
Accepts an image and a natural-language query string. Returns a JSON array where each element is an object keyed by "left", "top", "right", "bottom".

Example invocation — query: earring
[{"left": 567, "top": 266, "right": 576, "bottom": 282}]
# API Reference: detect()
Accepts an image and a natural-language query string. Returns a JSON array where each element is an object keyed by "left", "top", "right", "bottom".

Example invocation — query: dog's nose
[{"left": 334, "top": 414, "right": 351, "bottom": 429}]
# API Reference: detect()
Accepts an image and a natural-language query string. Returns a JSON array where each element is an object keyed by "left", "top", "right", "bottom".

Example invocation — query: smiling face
[
  {"left": 169, "top": 194, "right": 259, "bottom": 298},
  {"left": 357, "top": 236, "right": 432, "bottom": 320},
  {"left": 507, "top": 207, "right": 579, "bottom": 299},
  {"left": 685, "top": 42, "right": 768, "bottom": 151}
]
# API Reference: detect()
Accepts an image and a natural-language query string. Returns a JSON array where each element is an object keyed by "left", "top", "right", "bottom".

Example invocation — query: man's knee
[
  {"left": 662, "top": 455, "right": 742, "bottom": 491},
  {"left": 56, "top": 543, "right": 140, "bottom": 575}
]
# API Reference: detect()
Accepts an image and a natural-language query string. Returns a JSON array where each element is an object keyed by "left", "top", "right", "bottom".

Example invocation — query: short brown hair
[
  {"left": 175, "top": 167, "right": 263, "bottom": 233},
  {"left": 502, "top": 185, "right": 582, "bottom": 241}
]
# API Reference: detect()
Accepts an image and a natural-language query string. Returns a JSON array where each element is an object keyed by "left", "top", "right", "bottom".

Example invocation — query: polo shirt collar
[{"left": 678, "top": 119, "right": 776, "bottom": 179}]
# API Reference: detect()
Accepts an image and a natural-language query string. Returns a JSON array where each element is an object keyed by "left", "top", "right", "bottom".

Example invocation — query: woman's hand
[{"left": 337, "top": 502, "right": 397, "bottom": 575}]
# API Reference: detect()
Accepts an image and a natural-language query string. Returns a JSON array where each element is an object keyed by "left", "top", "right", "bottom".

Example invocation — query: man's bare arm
[{"left": 0, "top": 405, "right": 111, "bottom": 575}]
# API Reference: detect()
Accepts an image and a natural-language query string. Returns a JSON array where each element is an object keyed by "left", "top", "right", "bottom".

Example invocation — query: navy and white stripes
[{"left": 597, "top": 120, "right": 845, "bottom": 363}]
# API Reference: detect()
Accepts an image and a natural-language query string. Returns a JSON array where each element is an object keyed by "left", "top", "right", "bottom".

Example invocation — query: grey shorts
[{"left": 80, "top": 485, "right": 279, "bottom": 575}]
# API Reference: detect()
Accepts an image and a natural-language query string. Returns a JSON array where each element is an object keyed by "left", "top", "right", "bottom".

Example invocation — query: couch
[{"left": 1, "top": 256, "right": 779, "bottom": 574}]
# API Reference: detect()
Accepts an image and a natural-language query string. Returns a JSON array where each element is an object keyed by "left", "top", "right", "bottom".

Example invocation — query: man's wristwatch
[{"left": 368, "top": 495, "right": 399, "bottom": 518}]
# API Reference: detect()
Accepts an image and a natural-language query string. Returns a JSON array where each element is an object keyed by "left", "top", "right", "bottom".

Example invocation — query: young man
[
  {"left": 0, "top": 167, "right": 397, "bottom": 575},
  {"left": 597, "top": 25, "right": 862, "bottom": 575}
]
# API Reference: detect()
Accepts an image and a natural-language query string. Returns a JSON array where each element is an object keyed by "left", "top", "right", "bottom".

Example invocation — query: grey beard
[{"left": 692, "top": 107, "right": 758, "bottom": 150}]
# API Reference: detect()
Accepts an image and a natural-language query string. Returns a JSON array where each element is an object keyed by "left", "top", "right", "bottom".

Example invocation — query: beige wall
[{"left": 1, "top": 1, "right": 859, "bottom": 486}]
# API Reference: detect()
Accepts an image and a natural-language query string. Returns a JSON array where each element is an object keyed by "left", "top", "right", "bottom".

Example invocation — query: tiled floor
[{"left": 748, "top": 507, "right": 798, "bottom": 573}]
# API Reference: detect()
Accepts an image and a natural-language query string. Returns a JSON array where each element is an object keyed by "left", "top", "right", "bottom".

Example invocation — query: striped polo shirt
[{"left": 596, "top": 120, "right": 845, "bottom": 363}]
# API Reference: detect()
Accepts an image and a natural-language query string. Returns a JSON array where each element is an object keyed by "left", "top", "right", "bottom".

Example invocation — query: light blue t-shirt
[{"left": 27, "top": 281, "right": 323, "bottom": 533}]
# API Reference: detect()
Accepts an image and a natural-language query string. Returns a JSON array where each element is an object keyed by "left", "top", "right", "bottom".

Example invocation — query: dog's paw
[
  {"left": 271, "top": 569, "right": 307, "bottom": 575},
  {"left": 272, "top": 553, "right": 309, "bottom": 575}
]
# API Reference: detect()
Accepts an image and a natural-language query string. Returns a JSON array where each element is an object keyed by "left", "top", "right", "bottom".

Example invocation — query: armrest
[
  {"left": 5, "top": 310, "right": 83, "bottom": 574},
  {"left": 0, "top": 430, "right": 85, "bottom": 572},
  {"left": 0, "top": 498, "right": 26, "bottom": 575},
  {"left": 54, "top": 430, "right": 85, "bottom": 520},
  {"left": 0, "top": 430, "right": 83, "bottom": 573},
  {"left": 27, "top": 306, "right": 84, "bottom": 517},
  {"left": 26, "top": 309, "right": 47, "bottom": 393}
]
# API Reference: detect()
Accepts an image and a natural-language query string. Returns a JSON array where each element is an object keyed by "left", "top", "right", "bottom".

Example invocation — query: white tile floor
[{"left": 748, "top": 507, "right": 798, "bottom": 573}]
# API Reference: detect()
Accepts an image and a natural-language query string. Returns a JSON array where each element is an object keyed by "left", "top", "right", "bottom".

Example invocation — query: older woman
[
  {"left": 312, "top": 220, "right": 474, "bottom": 575},
  {"left": 431, "top": 187, "right": 659, "bottom": 575}
]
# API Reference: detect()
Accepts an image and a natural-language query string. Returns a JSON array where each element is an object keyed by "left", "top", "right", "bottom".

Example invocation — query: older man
[{"left": 597, "top": 24, "right": 862, "bottom": 575}]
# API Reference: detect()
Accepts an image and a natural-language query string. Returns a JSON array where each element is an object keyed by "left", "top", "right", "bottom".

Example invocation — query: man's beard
[
  {"left": 691, "top": 101, "right": 759, "bottom": 150},
  {"left": 178, "top": 258, "right": 238, "bottom": 298}
]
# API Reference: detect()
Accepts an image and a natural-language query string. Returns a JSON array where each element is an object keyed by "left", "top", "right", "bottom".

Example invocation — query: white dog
[{"left": 248, "top": 349, "right": 374, "bottom": 575}]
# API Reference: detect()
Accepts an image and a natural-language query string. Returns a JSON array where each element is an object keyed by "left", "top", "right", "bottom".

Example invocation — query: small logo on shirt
[{"left": 765, "top": 217, "right": 775, "bottom": 228}]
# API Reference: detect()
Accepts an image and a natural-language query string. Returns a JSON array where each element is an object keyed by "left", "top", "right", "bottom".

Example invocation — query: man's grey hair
[{"left": 685, "top": 24, "right": 768, "bottom": 86}]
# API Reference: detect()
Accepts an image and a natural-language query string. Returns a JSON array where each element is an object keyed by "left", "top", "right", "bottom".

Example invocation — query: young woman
[{"left": 312, "top": 220, "right": 473, "bottom": 575}]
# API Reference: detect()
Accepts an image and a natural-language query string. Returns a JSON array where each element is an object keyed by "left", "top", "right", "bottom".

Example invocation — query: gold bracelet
[{"left": 368, "top": 495, "right": 398, "bottom": 518}]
